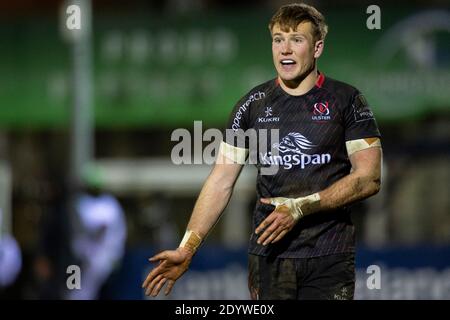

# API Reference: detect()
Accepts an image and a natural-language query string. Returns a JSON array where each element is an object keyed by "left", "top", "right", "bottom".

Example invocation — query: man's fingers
[
  {"left": 256, "top": 211, "right": 295, "bottom": 245},
  {"left": 262, "top": 228, "right": 283, "bottom": 246},
  {"left": 257, "top": 229, "right": 271, "bottom": 245},
  {"left": 144, "top": 274, "right": 162, "bottom": 296},
  {"left": 151, "top": 277, "right": 167, "bottom": 297},
  {"left": 142, "top": 270, "right": 157, "bottom": 289},
  {"left": 149, "top": 251, "right": 168, "bottom": 262},
  {"left": 257, "top": 221, "right": 279, "bottom": 245},
  {"left": 255, "top": 214, "right": 276, "bottom": 235},
  {"left": 272, "top": 229, "right": 289, "bottom": 243},
  {"left": 148, "top": 273, "right": 165, "bottom": 295},
  {"left": 260, "top": 198, "right": 272, "bottom": 205},
  {"left": 144, "top": 274, "right": 157, "bottom": 296},
  {"left": 260, "top": 224, "right": 284, "bottom": 246},
  {"left": 142, "top": 260, "right": 167, "bottom": 289},
  {"left": 165, "top": 280, "right": 175, "bottom": 296},
  {"left": 142, "top": 275, "right": 150, "bottom": 289}
]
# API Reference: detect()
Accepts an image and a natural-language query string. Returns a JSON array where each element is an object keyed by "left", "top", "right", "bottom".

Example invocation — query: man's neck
[{"left": 278, "top": 69, "right": 319, "bottom": 96}]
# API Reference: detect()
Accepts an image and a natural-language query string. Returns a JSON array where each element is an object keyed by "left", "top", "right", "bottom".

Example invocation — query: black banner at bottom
[{"left": 0, "top": 300, "right": 443, "bottom": 319}]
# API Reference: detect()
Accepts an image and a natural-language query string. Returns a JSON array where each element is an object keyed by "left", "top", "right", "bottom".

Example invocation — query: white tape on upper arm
[
  {"left": 218, "top": 141, "right": 249, "bottom": 164},
  {"left": 346, "top": 138, "right": 381, "bottom": 156}
]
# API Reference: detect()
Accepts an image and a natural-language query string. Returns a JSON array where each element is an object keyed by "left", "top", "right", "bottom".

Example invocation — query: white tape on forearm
[
  {"left": 346, "top": 138, "right": 381, "bottom": 156},
  {"left": 218, "top": 141, "right": 248, "bottom": 164}
]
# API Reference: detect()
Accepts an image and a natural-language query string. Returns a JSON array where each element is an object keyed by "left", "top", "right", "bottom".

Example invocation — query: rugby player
[{"left": 143, "top": 3, "right": 382, "bottom": 300}]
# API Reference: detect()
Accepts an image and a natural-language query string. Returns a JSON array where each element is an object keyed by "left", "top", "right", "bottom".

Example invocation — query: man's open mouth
[{"left": 280, "top": 59, "right": 296, "bottom": 65}]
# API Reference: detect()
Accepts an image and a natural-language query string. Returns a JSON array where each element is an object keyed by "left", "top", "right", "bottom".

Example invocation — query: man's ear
[{"left": 314, "top": 40, "right": 324, "bottom": 59}]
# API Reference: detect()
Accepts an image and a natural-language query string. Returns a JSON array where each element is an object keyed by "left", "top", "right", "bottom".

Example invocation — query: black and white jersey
[{"left": 224, "top": 73, "right": 381, "bottom": 258}]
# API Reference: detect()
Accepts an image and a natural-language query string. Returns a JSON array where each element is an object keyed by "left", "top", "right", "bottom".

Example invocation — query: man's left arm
[
  {"left": 318, "top": 140, "right": 382, "bottom": 210},
  {"left": 256, "top": 138, "right": 382, "bottom": 245}
]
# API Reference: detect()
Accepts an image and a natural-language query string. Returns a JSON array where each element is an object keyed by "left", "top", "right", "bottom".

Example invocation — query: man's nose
[{"left": 281, "top": 41, "right": 292, "bottom": 54}]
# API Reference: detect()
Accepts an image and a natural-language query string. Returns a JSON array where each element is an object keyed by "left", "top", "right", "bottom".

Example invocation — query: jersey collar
[
  {"left": 274, "top": 71, "right": 325, "bottom": 88},
  {"left": 315, "top": 72, "right": 325, "bottom": 88}
]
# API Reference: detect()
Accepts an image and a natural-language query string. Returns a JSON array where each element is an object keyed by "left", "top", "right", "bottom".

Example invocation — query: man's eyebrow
[
  {"left": 272, "top": 32, "right": 308, "bottom": 37},
  {"left": 291, "top": 33, "right": 307, "bottom": 38}
]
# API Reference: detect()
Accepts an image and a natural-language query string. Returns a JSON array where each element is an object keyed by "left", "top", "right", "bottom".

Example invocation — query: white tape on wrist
[
  {"left": 270, "top": 193, "right": 321, "bottom": 221},
  {"left": 292, "top": 193, "right": 321, "bottom": 220},
  {"left": 179, "top": 230, "right": 202, "bottom": 253}
]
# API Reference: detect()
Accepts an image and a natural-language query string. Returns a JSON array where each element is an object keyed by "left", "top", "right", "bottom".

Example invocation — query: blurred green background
[{"left": 1, "top": 3, "right": 449, "bottom": 128}]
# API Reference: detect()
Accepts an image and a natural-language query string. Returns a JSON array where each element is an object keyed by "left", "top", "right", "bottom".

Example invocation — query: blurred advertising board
[
  {"left": 1, "top": 8, "right": 449, "bottom": 128},
  {"left": 107, "top": 245, "right": 450, "bottom": 300}
]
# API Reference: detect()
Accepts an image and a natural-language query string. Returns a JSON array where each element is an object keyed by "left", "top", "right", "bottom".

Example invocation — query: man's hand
[
  {"left": 255, "top": 198, "right": 298, "bottom": 246},
  {"left": 255, "top": 194, "right": 321, "bottom": 245},
  {"left": 142, "top": 247, "right": 193, "bottom": 297}
]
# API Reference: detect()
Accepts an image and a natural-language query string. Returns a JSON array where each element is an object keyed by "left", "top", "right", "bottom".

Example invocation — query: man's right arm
[
  {"left": 185, "top": 151, "right": 244, "bottom": 241},
  {"left": 142, "top": 147, "right": 244, "bottom": 297}
]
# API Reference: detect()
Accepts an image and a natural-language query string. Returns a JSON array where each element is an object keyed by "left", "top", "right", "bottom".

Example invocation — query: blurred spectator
[
  {"left": 66, "top": 189, "right": 127, "bottom": 300},
  {"left": 0, "top": 210, "right": 22, "bottom": 289},
  {"left": 0, "top": 235, "right": 22, "bottom": 289}
]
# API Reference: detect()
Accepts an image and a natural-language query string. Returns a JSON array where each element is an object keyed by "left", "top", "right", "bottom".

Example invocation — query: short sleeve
[
  {"left": 343, "top": 90, "right": 381, "bottom": 141},
  {"left": 223, "top": 90, "right": 260, "bottom": 149},
  {"left": 225, "top": 92, "right": 254, "bottom": 132}
]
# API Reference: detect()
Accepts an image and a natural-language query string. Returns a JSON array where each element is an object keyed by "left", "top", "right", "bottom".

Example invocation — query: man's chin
[
  {"left": 279, "top": 76, "right": 297, "bottom": 82},
  {"left": 278, "top": 70, "right": 313, "bottom": 87},
  {"left": 278, "top": 76, "right": 303, "bottom": 88}
]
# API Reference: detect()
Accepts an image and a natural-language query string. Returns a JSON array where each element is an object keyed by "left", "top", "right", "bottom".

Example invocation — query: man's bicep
[
  {"left": 209, "top": 147, "right": 245, "bottom": 189},
  {"left": 348, "top": 143, "right": 382, "bottom": 178}
]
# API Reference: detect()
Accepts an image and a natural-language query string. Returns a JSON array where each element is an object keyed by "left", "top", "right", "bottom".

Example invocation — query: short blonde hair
[{"left": 269, "top": 3, "right": 328, "bottom": 42}]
